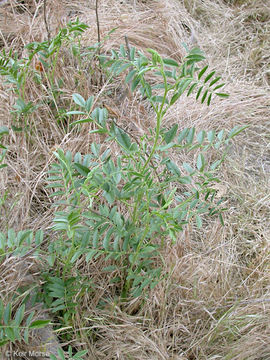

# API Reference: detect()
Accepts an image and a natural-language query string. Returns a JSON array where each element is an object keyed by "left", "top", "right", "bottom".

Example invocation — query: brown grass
[{"left": 0, "top": 0, "right": 270, "bottom": 359}]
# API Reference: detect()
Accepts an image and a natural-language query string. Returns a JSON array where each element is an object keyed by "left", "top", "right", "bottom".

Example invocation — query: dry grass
[{"left": 0, "top": 0, "right": 270, "bottom": 359}]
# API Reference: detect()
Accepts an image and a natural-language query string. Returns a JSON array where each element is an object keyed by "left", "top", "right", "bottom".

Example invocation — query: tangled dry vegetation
[{"left": 0, "top": 0, "right": 270, "bottom": 359}]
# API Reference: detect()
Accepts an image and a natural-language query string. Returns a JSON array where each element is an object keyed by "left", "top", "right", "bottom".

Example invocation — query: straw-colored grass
[{"left": 0, "top": 0, "right": 270, "bottom": 359}]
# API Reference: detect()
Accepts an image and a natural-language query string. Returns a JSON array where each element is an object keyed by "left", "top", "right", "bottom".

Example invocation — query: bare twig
[
  {"left": 95, "top": 0, "right": 101, "bottom": 54},
  {"left": 43, "top": 0, "right": 51, "bottom": 43},
  {"left": 125, "top": 35, "right": 131, "bottom": 61}
]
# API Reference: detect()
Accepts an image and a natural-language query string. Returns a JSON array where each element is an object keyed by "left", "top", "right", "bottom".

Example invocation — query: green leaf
[
  {"left": 91, "top": 142, "right": 100, "bottom": 156},
  {"left": 204, "top": 71, "right": 215, "bottom": 83},
  {"left": 85, "top": 96, "right": 94, "bottom": 112},
  {"left": 103, "top": 227, "right": 114, "bottom": 251},
  {"left": 186, "top": 127, "right": 195, "bottom": 144},
  {"left": 196, "top": 86, "right": 203, "bottom": 100},
  {"left": 71, "top": 250, "right": 84, "bottom": 263},
  {"left": 219, "top": 213, "right": 224, "bottom": 226},
  {"left": 179, "top": 176, "right": 192, "bottom": 184},
  {"left": 125, "top": 69, "right": 137, "bottom": 83},
  {"left": 66, "top": 111, "right": 86, "bottom": 115},
  {"left": 111, "top": 49, "right": 119, "bottom": 59},
  {"left": 115, "top": 62, "right": 131, "bottom": 75},
  {"left": 115, "top": 127, "right": 131, "bottom": 150},
  {"left": 164, "top": 124, "right": 178, "bottom": 144},
  {"left": 131, "top": 76, "right": 140, "bottom": 92},
  {"left": 177, "top": 128, "right": 189, "bottom": 143},
  {"left": 14, "top": 304, "right": 25, "bottom": 326},
  {"left": 197, "top": 130, "right": 206, "bottom": 144},
  {"left": 49, "top": 350, "right": 58, "bottom": 359},
  {"left": 141, "top": 82, "right": 152, "bottom": 98},
  {"left": 186, "top": 54, "right": 205, "bottom": 62},
  {"left": 70, "top": 117, "right": 93, "bottom": 126},
  {"left": 57, "top": 348, "right": 66, "bottom": 360},
  {"left": 6, "top": 327, "right": 15, "bottom": 342},
  {"left": 29, "top": 319, "right": 51, "bottom": 329},
  {"left": 213, "top": 83, "right": 225, "bottom": 91},
  {"left": 207, "top": 130, "right": 215, "bottom": 143},
  {"left": 72, "top": 93, "right": 86, "bottom": 107},
  {"left": 103, "top": 265, "right": 118, "bottom": 272},
  {"left": 170, "top": 91, "right": 181, "bottom": 105},
  {"left": 216, "top": 92, "right": 229, "bottom": 98},
  {"left": 0, "top": 339, "right": 9, "bottom": 347},
  {"left": 196, "top": 215, "right": 202, "bottom": 228},
  {"left": 207, "top": 93, "right": 212, "bottom": 106},
  {"left": 152, "top": 83, "right": 166, "bottom": 90},
  {"left": 130, "top": 47, "right": 135, "bottom": 61},
  {"left": 189, "top": 47, "right": 205, "bottom": 57},
  {"left": 147, "top": 48, "right": 163, "bottom": 64},
  {"left": 151, "top": 96, "right": 168, "bottom": 104},
  {"left": 92, "top": 229, "right": 99, "bottom": 248},
  {"left": 166, "top": 159, "right": 181, "bottom": 176},
  {"left": 178, "top": 78, "right": 192, "bottom": 93},
  {"left": 163, "top": 58, "right": 179, "bottom": 67},
  {"left": 228, "top": 125, "right": 249, "bottom": 139},
  {"left": 113, "top": 235, "right": 120, "bottom": 251},
  {"left": 120, "top": 44, "right": 126, "bottom": 57},
  {"left": 88, "top": 128, "right": 107, "bottom": 135},
  {"left": 73, "top": 350, "right": 88, "bottom": 359},
  {"left": 217, "top": 129, "right": 225, "bottom": 141},
  {"left": 183, "top": 162, "right": 195, "bottom": 175},
  {"left": 196, "top": 153, "right": 205, "bottom": 172},
  {"left": 3, "top": 303, "right": 11, "bottom": 325},
  {"left": 211, "top": 159, "right": 222, "bottom": 170},
  {"left": 209, "top": 76, "right": 221, "bottom": 87},
  {"left": 74, "top": 163, "right": 90, "bottom": 177},
  {"left": 0, "top": 300, "right": 4, "bottom": 320},
  {"left": 201, "top": 89, "right": 208, "bottom": 104},
  {"left": 91, "top": 107, "right": 108, "bottom": 127},
  {"left": 187, "top": 82, "right": 197, "bottom": 97},
  {"left": 137, "top": 66, "right": 152, "bottom": 77},
  {"left": 86, "top": 249, "right": 98, "bottom": 262},
  {"left": 17, "top": 230, "right": 32, "bottom": 246},
  {"left": 198, "top": 65, "right": 208, "bottom": 80}
]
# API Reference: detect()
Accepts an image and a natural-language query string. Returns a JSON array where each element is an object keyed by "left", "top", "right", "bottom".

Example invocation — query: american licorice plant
[{"left": 47, "top": 43, "right": 246, "bottom": 299}]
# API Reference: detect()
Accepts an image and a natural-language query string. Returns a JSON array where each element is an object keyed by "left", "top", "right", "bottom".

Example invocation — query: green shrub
[{"left": 47, "top": 41, "right": 246, "bottom": 298}]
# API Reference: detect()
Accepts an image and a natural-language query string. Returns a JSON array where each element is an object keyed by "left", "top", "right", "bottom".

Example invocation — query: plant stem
[
  {"left": 123, "top": 215, "right": 151, "bottom": 297},
  {"left": 43, "top": 0, "right": 51, "bottom": 43},
  {"left": 142, "top": 68, "right": 168, "bottom": 171},
  {"left": 95, "top": 0, "right": 100, "bottom": 55}
]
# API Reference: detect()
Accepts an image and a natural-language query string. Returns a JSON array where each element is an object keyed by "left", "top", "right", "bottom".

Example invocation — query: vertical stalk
[
  {"left": 142, "top": 67, "right": 168, "bottom": 171},
  {"left": 44, "top": 0, "right": 51, "bottom": 43},
  {"left": 95, "top": 0, "right": 101, "bottom": 55}
]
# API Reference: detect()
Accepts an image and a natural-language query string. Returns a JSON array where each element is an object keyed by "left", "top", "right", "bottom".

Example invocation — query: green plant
[
  {"left": 0, "top": 126, "right": 8, "bottom": 170},
  {"left": 0, "top": 295, "right": 86, "bottom": 358},
  {"left": 50, "top": 346, "right": 87, "bottom": 360},
  {"left": 0, "top": 299, "right": 50, "bottom": 347},
  {"left": 42, "top": 275, "right": 84, "bottom": 321},
  {"left": 46, "top": 44, "right": 247, "bottom": 299},
  {"left": 0, "top": 19, "right": 89, "bottom": 129},
  {"left": 0, "top": 228, "right": 48, "bottom": 344}
]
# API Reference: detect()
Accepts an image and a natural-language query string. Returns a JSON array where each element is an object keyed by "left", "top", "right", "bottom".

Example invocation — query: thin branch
[
  {"left": 43, "top": 0, "right": 51, "bottom": 43},
  {"left": 95, "top": 0, "right": 101, "bottom": 53}
]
